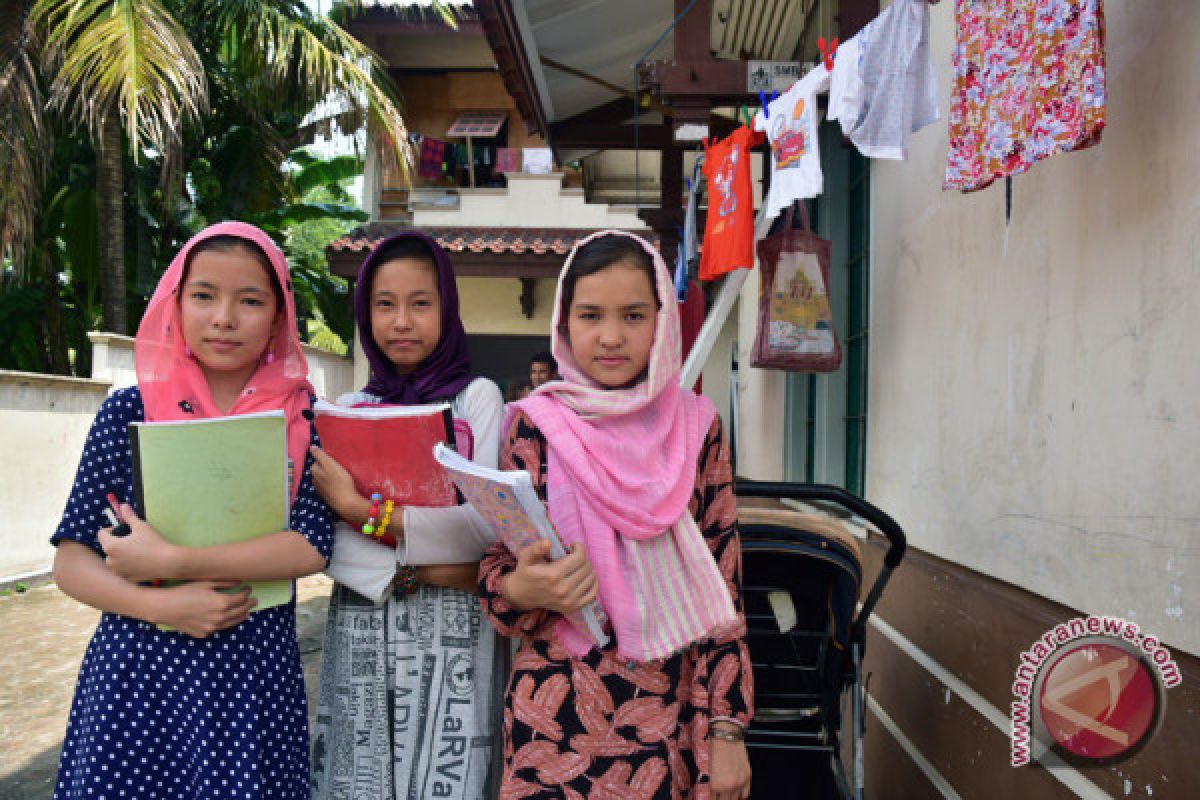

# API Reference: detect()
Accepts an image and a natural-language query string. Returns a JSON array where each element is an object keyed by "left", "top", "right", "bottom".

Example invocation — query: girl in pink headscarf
[
  {"left": 479, "top": 231, "right": 754, "bottom": 799},
  {"left": 49, "top": 222, "right": 334, "bottom": 800}
]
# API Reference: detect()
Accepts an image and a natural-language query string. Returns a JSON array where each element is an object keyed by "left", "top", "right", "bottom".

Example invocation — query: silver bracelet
[{"left": 709, "top": 724, "right": 745, "bottom": 742}]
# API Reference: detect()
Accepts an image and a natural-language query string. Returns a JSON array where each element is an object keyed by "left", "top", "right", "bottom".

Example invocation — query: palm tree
[
  {"left": 0, "top": 0, "right": 75, "bottom": 371},
  {"left": 5, "top": 0, "right": 418, "bottom": 335}
]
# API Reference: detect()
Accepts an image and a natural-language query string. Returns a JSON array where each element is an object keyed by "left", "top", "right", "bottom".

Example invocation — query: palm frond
[
  {"left": 33, "top": 0, "right": 208, "bottom": 161},
  {"left": 212, "top": 0, "right": 412, "bottom": 185},
  {"left": 0, "top": 1, "right": 52, "bottom": 274}
]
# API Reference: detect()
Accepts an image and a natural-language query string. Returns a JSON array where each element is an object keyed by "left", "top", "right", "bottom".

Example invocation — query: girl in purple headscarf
[{"left": 308, "top": 232, "right": 507, "bottom": 800}]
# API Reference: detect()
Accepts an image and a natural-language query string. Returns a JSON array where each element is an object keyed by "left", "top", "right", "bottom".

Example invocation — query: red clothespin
[{"left": 818, "top": 36, "right": 840, "bottom": 72}]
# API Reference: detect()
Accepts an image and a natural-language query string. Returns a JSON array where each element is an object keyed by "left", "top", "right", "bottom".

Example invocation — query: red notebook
[{"left": 312, "top": 400, "right": 457, "bottom": 548}]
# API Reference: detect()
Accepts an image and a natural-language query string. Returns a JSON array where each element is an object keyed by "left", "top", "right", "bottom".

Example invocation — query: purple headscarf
[{"left": 354, "top": 230, "right": 475, "bottom": 404}]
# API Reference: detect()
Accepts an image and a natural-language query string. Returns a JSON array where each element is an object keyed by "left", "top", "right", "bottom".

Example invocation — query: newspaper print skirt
[{"left": 311, "top": 583, "right": 509, "bottom": 800}]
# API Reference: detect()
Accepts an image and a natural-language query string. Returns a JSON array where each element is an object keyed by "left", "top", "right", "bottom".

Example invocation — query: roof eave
[{"left": 475, "top": 0, "right": 551, "bottom": 139}]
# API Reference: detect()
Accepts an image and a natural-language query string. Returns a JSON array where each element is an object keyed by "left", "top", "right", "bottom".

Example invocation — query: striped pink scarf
[{"left": 507, "top": 230, "right": 738, "bottom": 662}]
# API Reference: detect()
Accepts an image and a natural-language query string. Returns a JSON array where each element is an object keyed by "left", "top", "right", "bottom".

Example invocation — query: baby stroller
[{"left": 735, "top": 481, "right": 907, "bottom": 800}]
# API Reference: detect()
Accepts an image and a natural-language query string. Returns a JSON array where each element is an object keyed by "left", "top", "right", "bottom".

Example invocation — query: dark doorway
[{"left": 468, "top": 334, "right": 552, "bottom": 395}]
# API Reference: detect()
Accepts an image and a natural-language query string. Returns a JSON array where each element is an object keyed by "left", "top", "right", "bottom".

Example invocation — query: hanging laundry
[
  {"left": 522, "top": 147, "right": 554, "bottom": 174},
  {"left": 675, "top": 159, "right": 706, "bottom": 300},
  {"left": 699, "top": 125, "right": 765, "bottom": 281},
  {"left": 678, "top": 279, "right": 706, "bottom": 393},
  {"left": 754, "top": 65, "right": 830, "bottom": 220},
  {"left": 944, "top": 0, "right": 1107, "bottom": 191},
  {"left": 495, "top": 147, "right": 521, "bottom": 173},
  {"left": 417, "top": 137, "right": 447, "bottom": 180},
  {"left": 828, "top": 0, "right": 938, "bottom": 160}
]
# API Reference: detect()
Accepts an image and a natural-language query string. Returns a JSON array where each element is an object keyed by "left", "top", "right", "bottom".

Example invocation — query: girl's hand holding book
[
  {"left": 99, "top": 504, "right": 184, "bottom": 583},
  {"left": 500, "top": 540, "right": 598, "bottom": 615},
  {"left": 310, "top": 445, "right": 403, "bottom": 536},
  {"left": 150, "top": 582, "right": 257, "bottom": 638},
  {"left": 309, "top": 445, "right": 359, "bottom": 512}
]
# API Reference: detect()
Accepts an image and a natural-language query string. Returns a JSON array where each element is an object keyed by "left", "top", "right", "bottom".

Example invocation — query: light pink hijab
[
  {"left": 135, "top": 222, "right": 314, "bottom": 501},
  {"left": 508, "top": 230, "right": 738, "bottom": 661}
]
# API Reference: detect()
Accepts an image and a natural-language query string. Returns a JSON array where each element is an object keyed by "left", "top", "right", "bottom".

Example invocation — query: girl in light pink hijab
[
  {"left": 480, "top": 231, "right": 754, "bottom": 800},
  {"left": 50, "top": 222, "right": 333, "bottom": 800}
]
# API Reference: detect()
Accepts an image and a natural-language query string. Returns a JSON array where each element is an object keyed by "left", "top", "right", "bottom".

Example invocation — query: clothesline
[{"left": 681, "top": 0, "right": 1106, "bottom": 382}]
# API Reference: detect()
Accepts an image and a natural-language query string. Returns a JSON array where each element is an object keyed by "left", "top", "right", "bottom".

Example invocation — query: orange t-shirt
[{"left": 699, "top": 125, "right": 764, "bottom": 282}]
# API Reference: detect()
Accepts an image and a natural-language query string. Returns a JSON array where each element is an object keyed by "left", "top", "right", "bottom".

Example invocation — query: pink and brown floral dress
[
  {"left": 944, "top": 0, "right": 1107, "bottom": 191},
  {"left": 479, "top": 412, "right": 754, "bottom": 799}
]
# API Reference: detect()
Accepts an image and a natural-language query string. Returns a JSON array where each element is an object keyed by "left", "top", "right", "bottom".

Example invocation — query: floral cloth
[
  {"left": 479, "top": 413, "right": 753, "bottom": 798},
  {"left": 944, "top": 0, "right": 1107, "bottom": 191}
]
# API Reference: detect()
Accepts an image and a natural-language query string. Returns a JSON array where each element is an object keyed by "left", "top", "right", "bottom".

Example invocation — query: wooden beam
[
  {"left": 548, "top": 122, "right": 672, "bottom": 150},
  {"left": 639, "top": 58, "right": 758, "bottom": 101},
  {"left": 674, "top": 0, "right": 714, "bottom": 61},
  {"left": 475, "top": 0, "right": 550, "bottom": 138},
  {"left": 556, "top": 97, "right": 638, "bottom": 128},
  {"left": 838, "top": 0, "right": 881, "bottom": 39}
]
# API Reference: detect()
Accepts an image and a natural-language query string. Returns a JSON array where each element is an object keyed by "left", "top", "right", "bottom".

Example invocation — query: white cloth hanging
[
  {"left": 828, "top": 0, "right": 938, "bottom": 160},
  {"left": 754, "top": 64, "right": 831, "bottom": 220}
]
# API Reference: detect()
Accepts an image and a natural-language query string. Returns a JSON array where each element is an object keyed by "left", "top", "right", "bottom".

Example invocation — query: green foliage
[{"left": 0, "top": 0, "right": 402, "bottom": 371}]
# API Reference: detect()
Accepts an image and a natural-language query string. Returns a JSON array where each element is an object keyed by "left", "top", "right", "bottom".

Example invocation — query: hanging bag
[{"left": 751, "top": 202, "right": 842, "bottom": 371}]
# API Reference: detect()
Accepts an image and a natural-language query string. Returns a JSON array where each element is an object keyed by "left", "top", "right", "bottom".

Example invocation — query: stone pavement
[{"left": 0, "top": 575, "right": 334, "bottom": 799}]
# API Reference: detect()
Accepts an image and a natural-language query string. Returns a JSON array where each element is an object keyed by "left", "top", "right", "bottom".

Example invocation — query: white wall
[
  {"left": 0, "top": 371, "right": 112, "bottom": 578},
  {"left": 412, "top": 172, "right": 648, "bottom": 230},
  {"left": 736, "top": 267, "right": 787, "bottom": 481},
  {"left": 868, "top": 0, "right": 1200, "bottom": 654},
  {"left": 89, "top": 333, "right": 353, "bottom": 401},
  {"left": 700, "top": 299, "right": 739, "bottom": 435},
  {"left": 0, "top": 336, "right": 354, "bottom": 580}
]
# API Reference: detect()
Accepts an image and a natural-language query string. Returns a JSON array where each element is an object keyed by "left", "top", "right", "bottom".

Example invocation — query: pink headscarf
[
  {"left": 507, "top": 230, "right": 739, "bottom": 662},
  {"left": 135, "top": 222, "right": 314, "bottom": 501}
]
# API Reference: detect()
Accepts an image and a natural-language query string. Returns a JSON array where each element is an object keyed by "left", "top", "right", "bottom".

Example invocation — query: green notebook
[{"left": 129, "top": 410, "right": 292, "bottom": 611}]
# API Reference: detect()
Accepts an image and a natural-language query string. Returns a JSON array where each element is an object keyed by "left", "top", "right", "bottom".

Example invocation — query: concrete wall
[
  {"left": 0, "top": 371, "right": 112, "bottom": 578},
  {"left": 0, "top": 336, "right": 354, "bottom": 580},
  {"left": 88, "top": 333, "right": 353, "bottom": 400},
  {"left": 867, "top": 0, "right": 1200, "bottom": 655},
  {"left": 412, "top": 172, "right": 646, "bottom": 229}
]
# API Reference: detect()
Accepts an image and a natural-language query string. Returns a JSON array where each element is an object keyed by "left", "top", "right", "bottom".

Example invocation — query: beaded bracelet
[
  {"left": 361, "top": 492, "right": 383, "bottom": 537},
  {"left": 375, "top": 499, "right": 396, "bottom": 541},
  {"left": 396, "top": 565, "right": 418, "bottom": 596}
]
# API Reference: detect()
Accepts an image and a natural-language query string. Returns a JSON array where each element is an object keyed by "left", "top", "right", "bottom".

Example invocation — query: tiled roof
[{"left": 328, "top": 225, "right": 659, "bottom": 257}]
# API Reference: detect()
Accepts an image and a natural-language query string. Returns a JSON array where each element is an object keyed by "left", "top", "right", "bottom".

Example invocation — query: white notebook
[{"left": 434, "top": 444, "right": 609, "bottom": 647}]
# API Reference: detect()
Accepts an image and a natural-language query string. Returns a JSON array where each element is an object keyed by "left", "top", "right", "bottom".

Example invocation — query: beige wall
[
  {"left": 458, "top": 277, "right": 556, "bottom": 336},
  {"left": 868, "top": 0, "right": 1200, "bottom": 654}
]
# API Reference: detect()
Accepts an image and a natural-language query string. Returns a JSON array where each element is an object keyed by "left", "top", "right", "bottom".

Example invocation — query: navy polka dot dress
[{"left": 51, "top": 387, "right": 334, "bottom": 800}]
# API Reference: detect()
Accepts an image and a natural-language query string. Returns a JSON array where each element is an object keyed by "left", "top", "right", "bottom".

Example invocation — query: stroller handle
[{"left": 734, "top": 481, "right": 907, "bottom": 569}]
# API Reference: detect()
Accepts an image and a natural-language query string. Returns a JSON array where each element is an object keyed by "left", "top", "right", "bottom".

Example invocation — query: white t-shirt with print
[{"left": 754, "top": 63, "right": 831, "bottom": 220}]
